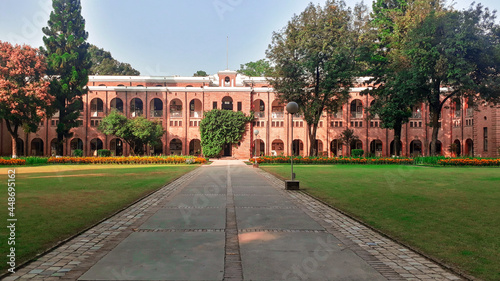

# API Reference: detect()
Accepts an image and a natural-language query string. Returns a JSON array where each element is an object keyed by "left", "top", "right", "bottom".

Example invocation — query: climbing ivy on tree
[{"left": 200, "top": 109, "right": 253, "bottom": 157}]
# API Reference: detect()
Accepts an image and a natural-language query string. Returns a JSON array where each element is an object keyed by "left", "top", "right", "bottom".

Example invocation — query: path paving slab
[
  {"left": 236, "top": 208, "right": 325, "bottom": 230},
  {"left": 78, "top": 232, "right": 224, "bottom": 280},
  {"left": 239, "top": 231, "right": 387, "bottom": 281},
  {"left": 234, "top": 194, "right": 295, "bottom": 207},
  {"left": 164, "top": 193, "right": 227, "bottom": 208},
  {"left": 140, "top": 207, "right": 226, "bottom": 230},
  {"left": 232, "top": 185, "right": 282, "bottom": 195}
]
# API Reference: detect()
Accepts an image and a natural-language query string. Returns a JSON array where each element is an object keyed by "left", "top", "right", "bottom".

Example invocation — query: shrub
[
  {"left": 72, "top": 149, "right": 83, "bottom": 157},
  {"left": 24, "top": 157, "right": 48, "bottom": 165},
  {"left": 97, "top": 149, "right": 111, "bottom": 157},
  {"left": 351, "top": 149, "right": 364, "bottom": 157}
]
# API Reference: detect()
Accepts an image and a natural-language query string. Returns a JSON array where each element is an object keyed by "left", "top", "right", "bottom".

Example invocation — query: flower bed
[
  {"left": 251, "top": 156, "right": 414, "bottom": 165},
  {"left": 438, "top": 158, "right": 500, "bottom": 166},
  {"left": 47, "top": 156, "right": 207, "bottom": 165},
  {"left": 0, "top": 158, "right": 27, "bottom": 165}
]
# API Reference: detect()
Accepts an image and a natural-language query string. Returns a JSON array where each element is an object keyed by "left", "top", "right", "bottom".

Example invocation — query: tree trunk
[
  {"left": 11, "top": 135, "right": 18, "bottom": 158},
  {"left": 429, "top": 109, "right": 440, "bottom": 156},
  {"left": 308, "top": 123, "right": 318, "bottom": 156},
  {"left": 393, "top": 121, "right": 402, "bottom": 157},
  {"left": 4, "top": 121, "right": 19, "bottom": 158}
]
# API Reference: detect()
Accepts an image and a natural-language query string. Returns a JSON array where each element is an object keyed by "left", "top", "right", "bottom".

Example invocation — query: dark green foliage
[
  {"left": 351, "top": 149, "right": 364, "bottom": 157},
  {"left": 72, "top": 149, "right": 83, "bottom": 157},
  {"left": 266, "top": 0, "right": 368, "bottom": 156},
  {"left": 88, "top": 45, "right": 140, "bottom": 76},
  {"left": 41, "top": 0, "right": 91, "bottom": 155},
  {"left": 403, "top": 7, "right": 500, "bottom": 154},
  {"left": 200, "top": 109, "right": 253, "bottom": 158},
  {"left": 237, "top": 59, "right": 274, "bottom": 77},
  {"left": 193, "top": 70, "right": 208, "bottom": 77},
  {"left": 97, "top": 149, "right": 111, "bottom": 157},
  {"left": 98, "top": 111, "right": 165, "bottom": 155}
]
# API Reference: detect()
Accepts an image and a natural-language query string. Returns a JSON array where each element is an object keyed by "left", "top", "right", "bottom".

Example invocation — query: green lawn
[
  {"left": 0, "top": 164, "right": 197, "bottom": 272},
  {"left": 261, "top": 165, "right": 500, "bottom": 281}
]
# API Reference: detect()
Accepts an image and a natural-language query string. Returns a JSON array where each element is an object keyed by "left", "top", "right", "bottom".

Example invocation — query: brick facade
[{"left": 1, "top": 70, "right": 499, "bottom": 158}]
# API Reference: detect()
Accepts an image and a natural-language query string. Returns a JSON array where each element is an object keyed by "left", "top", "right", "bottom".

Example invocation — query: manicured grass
[
  {"left": 0, "top": 164, "right": 197, "bottom": 272},
  {"left": 261, "top": 165, "right": 500, "bottom": 281}
]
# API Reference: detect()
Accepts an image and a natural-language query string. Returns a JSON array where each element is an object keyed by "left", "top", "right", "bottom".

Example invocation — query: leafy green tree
[
  {"left": 41, "top": 0, "right": 91, "bottom": 155},
  {"left": 266, "top": 0, "right": 368, "bottom": 156},
  {"left": 200, "top": 109, "right": 253, "bottom": 157},
  {"left": 88, "top": 45, "right": 140, "bottom": 75},
  {"left": 404, "top": 6, "right": 500, "bottom": 155},
  {"left": 98, "top": 111, "right": 165, "bottom": 155},
  {"left": 237, "top": 59, "right": 274, "bottom": 77},
  {"left": 338, "top": 128, "right": 359, "bottom": 157},
  {"left": 193, "top": 70, "right": 208, "bottom": 77},
  {"left": 0, "top": 41, "right": 53, "bottom": 157},
  {"left": 364, "top": 0, "right": 444, "bottom": 156}
]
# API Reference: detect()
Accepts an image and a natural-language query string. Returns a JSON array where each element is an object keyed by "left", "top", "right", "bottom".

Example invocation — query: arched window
[
  {"left": 224, "top": 76, "right": 231, "bottom": 87},
  {"left": 170, "top": 99, "right": 182, "bottom": 118},
  {"left": 412, "top": 104, "right": 422, "bottom": 119},
  {"left": 390, "top": 140, "right": 402, "bottom": 156},
  {"left": 110, "top": 98, "right": 124, "bottom": 113},
  {"left": 271, "top": 100, "right": 284, "bottom": 119},
  {"left": 292, "top": 139, "right": 304, "bottom": 156},
  {"left": 189, "top": 99, "right": 202, "bottom": 118},
  {"left": 189, "top": 139, "right": 201, "bottom": 155},
  {"left": 332, "top": 105, "right": 343, "bottom": 119},
  {"left": 253, "top": 99, "right": 265, "bottom": 118},
  {"left": 222, "top": 96, "right": 233, "bottom": 111},
  {"left": 370, "top": 140, "right": 383, "bottom": 157},
  {"left": 409, "top": 140, "right": 422, "bottom": 156},
  {"left": 350, "top": 99, "right": 363, "bottom": 119},
  {"left": 130, "top": 98, "right": 143, "bottom": 117},
  {"left": 330, "top": 139, "right": 342, "bottom": 156},
  {"left": 15, "top": 138, "right": 24, "bottom": 156},
  {"left": 453, "top": 99, "right": 462, "bottom": 118},
  {"left": 110, "top": 138, "right": 123, "bottom": 156},
  {"left": 70, "top": 138, "right": 84, "bottom": 155},
  {"left": 150, "top": 98, "right": 163, "bottom": 117},
  {"left": 90, "top": 98, "right": 104, "bottom": 117}
]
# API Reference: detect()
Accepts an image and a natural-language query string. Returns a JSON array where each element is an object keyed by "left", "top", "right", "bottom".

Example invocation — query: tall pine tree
[{"left": 41, "top": 0, "right": 91, "bottom": 155}]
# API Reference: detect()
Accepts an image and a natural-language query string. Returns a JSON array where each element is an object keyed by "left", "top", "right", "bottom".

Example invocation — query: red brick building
[{"left": 1, "top": 70, "right": 499, "bottom": 158}]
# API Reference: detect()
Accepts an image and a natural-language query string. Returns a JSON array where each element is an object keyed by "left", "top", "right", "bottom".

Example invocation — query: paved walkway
[{"left": 6, "top": 160, "right": 462, "bottom": 280}]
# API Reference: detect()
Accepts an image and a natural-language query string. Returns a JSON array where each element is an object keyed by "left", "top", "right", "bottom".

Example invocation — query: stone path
[{"left": 4, "top": 160, "right": 463, "bottom": 280}]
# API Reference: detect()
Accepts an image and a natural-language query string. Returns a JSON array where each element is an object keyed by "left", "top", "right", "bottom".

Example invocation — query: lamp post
[
  {"left": 253, "top": 129, "right": 259, "bottom": 167},
  {"left": 285, "top": 102, "right": 299, "bottom": 190}
]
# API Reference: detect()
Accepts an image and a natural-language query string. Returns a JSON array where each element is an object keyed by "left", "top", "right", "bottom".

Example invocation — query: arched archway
[
  {"left": 429, "top": 140, "right": 443, "bottom": 155},
  {"left": 90, "top": 138, "right": 103, "bottom": 156},
  {"left": 170, "top": 99, "right": 182, "bottom": 118},
  {"left": 271, "top": 139, "right": 284, "bottom": 156},
  {"left": 189, "top": 139, "right": 201, "bottom": 155},
  {"left": 70, "top": 138, "right": 83, "bottom": 155},
  {"left": 255, "top": 139, "right": 265, "bottom": 156},
  {"left": 465, "top": 139, "right": 474, "bottom": 156},
  {"left": 370, "top": 140, "right": 383, "bottom": 157},
  {"left": 169, "top": 138, "right": 182, "bottom": 155},
  {"left": 150, "top": 98, "right": 163, "bottom": 117},
  {"left": 110, "top": 98, "right": 123, "bottom": 113},
  {"left": 16, "top": 138, "right": 24, "bottom": 156},
  {"left": 351, "top": 140, "right": 363, "bottom": 155},
  {"left": 222, "top": 96, "right": 233, "bottom": 111},
  {"left": 292, "top": 139, "right": 304, "bottom": 156},
  {"left": 150, "top": 141, "right": 163, "bottom": 155},
  {"left": 390, "top": 140, "right": 403, "bottom": 156},
  {"left": 409, "top": 140, "right": 422, "bottom": 156},
  {"left": 330, "top": 139, "right": 342, "bottom": 156},
  {"left": 315, "top": 139, "right": 324, "bottom": 155},
  {"left": 453, "top": 139, "right": 461, "bottom": 157},
  {"left": 109, "top": 138, "right": 123, "bottom": 156},
  {"left": 189, "top": 99, "right": 202, "bottom": 118},
  {"left": 50, "top": 138, "right": 58, "bottom": 156},
  {"left": 130, "top": 98, "right": 143, "bottom": 117},
  {"left": 90, "top": 98, "right": 104, "bottom": 117},
  {"left": 31, "top": 138, "right": 44, "bottom": 156}
]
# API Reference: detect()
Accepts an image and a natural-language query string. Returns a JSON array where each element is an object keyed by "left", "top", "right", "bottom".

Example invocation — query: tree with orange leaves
[{"left": 0, "top": 41, "right": 53, "bottom": 158}]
